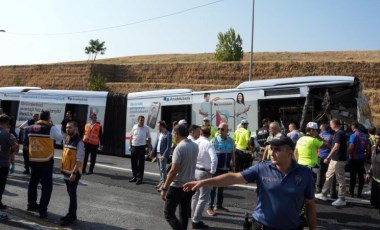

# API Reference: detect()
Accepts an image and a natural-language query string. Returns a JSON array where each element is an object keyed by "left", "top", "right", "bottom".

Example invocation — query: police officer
[
  {"left": 233, "top": 119, "right": 252, "bottom": 172},
  {"left": 26, "top": 110, "right": 63, "bottom": 218},
  {"left": 184, "top": 134, "right": 317, "bottom": 230},
  {"left": 256, "top": 118, "right": 270, "bottom": 159},
  {"left": 60, "top": 121, "right": 84, "bottom": 226}
]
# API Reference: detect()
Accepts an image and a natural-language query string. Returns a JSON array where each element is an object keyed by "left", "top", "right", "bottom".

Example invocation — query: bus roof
[
  {"left": 0, "top": 86, "right": 42, "bottom": 93},
  {"left": 128, "top": 89, "right": 193, "bottom": 98},
  {"left": 24, "top": 89, "right": 109, "bottom": 97},
  {"left": 237, "top": 76, "right": 356, "bottom": 89}
]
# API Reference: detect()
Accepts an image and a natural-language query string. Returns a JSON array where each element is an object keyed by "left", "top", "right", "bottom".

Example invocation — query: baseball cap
[
  {"left": 241, "top": 119, "right": 249, "bottom": 125},
  {"left": 270, "top": 134, "right": 295, "bottom": 150},
  {"left": 306, "top": 122, "right": 318, "bottom": 130},
  {"left": 178, "top": 119, "right": 187, "bottom": 125},
  {"left": 203, "top": 117, "right": 210, "bottom": 121}
]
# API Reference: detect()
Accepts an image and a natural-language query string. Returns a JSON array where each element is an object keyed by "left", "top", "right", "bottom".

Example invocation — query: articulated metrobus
[
  {"left": 1, "top": 76, "right": 369, "bottom": 156},
  {"left": 124, "top": 76, "right": 369, "bottom": 155}
]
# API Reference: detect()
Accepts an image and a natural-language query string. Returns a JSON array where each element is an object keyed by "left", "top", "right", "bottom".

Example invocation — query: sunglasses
[{"left": 218, "top": 128, "right": 225, "bottom": 131}]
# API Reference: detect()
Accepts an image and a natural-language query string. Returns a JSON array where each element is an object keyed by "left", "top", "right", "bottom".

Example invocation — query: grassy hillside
[
  {"left": 1, "top": 51, "right": 379, "bottom": 127},
  {"left": 77, "top": 51, "right": 380, "bottom": 64}
]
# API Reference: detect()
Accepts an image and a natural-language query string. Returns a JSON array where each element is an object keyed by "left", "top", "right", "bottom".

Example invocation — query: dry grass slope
[{"left": 0, "top": 51, "right": 379, "bottom": 127}]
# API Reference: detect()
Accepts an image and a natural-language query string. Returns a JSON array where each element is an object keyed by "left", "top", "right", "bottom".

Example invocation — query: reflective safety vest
[
  {"left": 28, "top": 120, "right": 54, "bottom": 162},
  {"left": 83, "top": 122, "right": 101, "bottom": 145},
  {"left": 61, "top": 135, "right": 83, "bottom": 175},
  {"left": 234, "top": 127, "right": 250, "bottom": 151}
]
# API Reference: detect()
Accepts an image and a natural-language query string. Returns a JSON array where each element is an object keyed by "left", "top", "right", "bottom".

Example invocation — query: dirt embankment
[{"left": 0, "top": 61, "right": 379, "bottom": 127}]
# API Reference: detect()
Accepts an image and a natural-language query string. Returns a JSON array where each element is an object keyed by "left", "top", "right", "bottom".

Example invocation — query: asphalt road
[{"left": 0, "top": 148, "right": 379, "bottom": 230}]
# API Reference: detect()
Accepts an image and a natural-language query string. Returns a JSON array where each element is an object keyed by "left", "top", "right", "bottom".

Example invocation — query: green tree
[
  {"left": 88, "top": 74, "right": 108, "bottom": 91},
  {"left": 85, "top": 39, "right": 107, "bottom": 61},
  {"left": 215, "top": 28, "right": 243, "bottom": 61}
]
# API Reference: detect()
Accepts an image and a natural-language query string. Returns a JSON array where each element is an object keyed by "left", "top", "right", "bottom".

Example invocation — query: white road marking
[{"left": 53, "top": 156, "right": 257, "bottom": 190}]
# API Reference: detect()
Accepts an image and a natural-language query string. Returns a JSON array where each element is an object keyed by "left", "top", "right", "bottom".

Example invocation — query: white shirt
[
  {"left": 50, "top": 125, "right": 63, "bottom": 142},
  {"left": 195, "top": 136, "right": 218, "bottom": 174},
  {"left": 130, "top": 124, "right": 151, "bottom": 146},
  {"left": 188, "top": 135, "right": 197, "bottom": 142},
  {"left": 157, "top": 132, "right": 163, "bottom": 152}
]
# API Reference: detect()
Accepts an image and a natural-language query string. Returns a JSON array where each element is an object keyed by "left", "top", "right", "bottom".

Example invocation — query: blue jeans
[
  {"left": 157, "top": 153, "right": 167, "bottom": 182},
  {"left": 64, "top": 174, "right": 81, "bottom": 217},
  {"left": 208, "top": 169, "right": 228, "bottom": 209}
]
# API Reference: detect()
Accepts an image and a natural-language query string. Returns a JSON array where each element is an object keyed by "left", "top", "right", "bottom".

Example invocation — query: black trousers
[
  {"left": 164, "top": 186, "right": 194, "bottom": 230},
  {"left": 23, "top": 146, "right": 30, "bottom": 170},
  {"left": 349, "top": 158, "right": 365, "bottom": 196},
  {"left": 316, "top": 157, "right": 337, "bottom": 195},
  {"left": 83, "top": 143, "right": 98, "bottom": 173},
  {"left": 131, "top": 146, "right": 146, "bottom": 180},
  {"left": 64, "top": 174, "right": 81, "bottom": 217},
  {"left": 235, "top": 149, "right": 252, "bottom": 172},
  {"left": 28, "top": 164, "right": 53, "bottom": 215},
  {"left": 0, "top": 166, "right": 10, "bottom": 204}
]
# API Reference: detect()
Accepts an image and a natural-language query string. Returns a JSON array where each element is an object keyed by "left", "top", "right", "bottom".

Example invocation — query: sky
[{"left": 0, "top": 0, "right": 379, "bottom": 66}]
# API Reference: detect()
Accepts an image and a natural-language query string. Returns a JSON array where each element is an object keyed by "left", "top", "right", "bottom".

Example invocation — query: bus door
[
  {"left": 211, "top": 98, "right": 235, "bottom": 134},
  {"left": 258, "top": 98, "right": 305, "bottom": 132},
  {"left": 0, "top": 100, "right": 20, "bottom": 129},
  {"left": 65, "top": 104, "right": 89, "bottom": 137},
  {"left": 161, "top": 105, "right": 191, "bottom": 132}
]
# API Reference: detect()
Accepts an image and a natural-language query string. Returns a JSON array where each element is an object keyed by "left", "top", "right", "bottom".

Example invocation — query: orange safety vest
[
  {"left": 61, "top": 135, "right": 83, "bottom": 175},
  {"left": 28, "top": 121, "right": 54, "bottom": 162},
  {"left": 83, "top": 122, "right": 101, "bottom": 145}
]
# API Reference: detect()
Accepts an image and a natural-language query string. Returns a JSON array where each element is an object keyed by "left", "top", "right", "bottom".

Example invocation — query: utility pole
[{"left": 249, "top": 0, "right": 255, "bottom": 81}]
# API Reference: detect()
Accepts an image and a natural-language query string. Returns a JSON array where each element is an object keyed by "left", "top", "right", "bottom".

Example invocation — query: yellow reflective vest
[
  {"left": 61, "top": 135, "right": 83, "bottom": 175},
  {"left": 28, "top": 120, "right": 54, "bottom": 162}
]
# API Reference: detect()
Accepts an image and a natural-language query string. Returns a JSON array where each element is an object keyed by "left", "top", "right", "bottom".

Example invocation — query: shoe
[
  {"left": 87, "top": 171, "right": 93, "bottom": 175},
  {"left": 129, "top": 177, "right": 137, "bottom": 183},
  {"left": 60, "top": 214, "right": 77, "bottom": 221},
  {"left": 60, "top": 214, "right": 70, "bottom": 221},
  {"left": 155, "top": 181, "right": 163, "bottom": 189},
  {"left": 364, "top": 190, "right": 371, "bottom": 195},
  {"left": 332, "top": 198, "right": 346, "bottom": 207},
  {"left": 206, "top": 208, "right": 216, "bottom": 216},
  {"left": 136, "top": 180, "right": 142, "bottom": 185},
  {"left": 60, "top": 216, "right": 77, "bottom": 226},
  {"left": 0, "top": 204, "right": 7, "bottom": 210},
  {"left": 23, "top": 170, "right": 30, "bottom": 175},
  {"left": 0, "top": 213, "right": 8, "bottom": 220},
  {"left": 192, "top": 221, "right": 209, "bottom": 229},
  {"left": 27, "top": 204, "right": 39, "bottom": 212},
  {"left": 39, "top": 212, "right": 48, "bottom": 219},
  {"left": 315, "top": 193, "right": 328, "bottom": 201},
  {"left": 214, "top": 206, "right": 229, "bottom": 212}
]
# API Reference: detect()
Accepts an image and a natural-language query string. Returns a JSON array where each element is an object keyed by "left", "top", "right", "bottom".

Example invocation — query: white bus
[
  {"left": 124, "top": 76, "right": 368, "bottom": 155},
  {"left": 1, "top": 76, "right": 369, "bottom": 157}
]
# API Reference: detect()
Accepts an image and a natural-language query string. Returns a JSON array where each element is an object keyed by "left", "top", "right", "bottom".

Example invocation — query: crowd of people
[
  {"left": 0, "top": 106, "right": 379, "bottom": 229},
  {"left": 0, "top": 108, "right": 103, "bottom": 226},
  {"left": 133, "top": 114, "right": 379, "bottom": 229}
]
